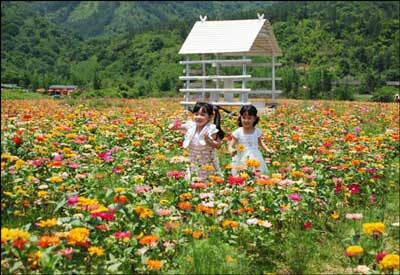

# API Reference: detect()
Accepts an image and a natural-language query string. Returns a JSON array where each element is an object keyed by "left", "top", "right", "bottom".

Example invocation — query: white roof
[{"left": 179, "top": 19, "right": 265, "bottom": 55}]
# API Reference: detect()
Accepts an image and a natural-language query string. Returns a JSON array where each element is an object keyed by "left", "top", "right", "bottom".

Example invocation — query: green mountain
[{"left": 1, "top": 1, "right": 399, "bottom": 100}]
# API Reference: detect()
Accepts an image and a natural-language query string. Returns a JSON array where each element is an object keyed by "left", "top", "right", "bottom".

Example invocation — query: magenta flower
[
  {"left": 288, "top": 193, "right": 301, "bottom": 203},
  {"left": 115, "top": 231, "right": 131, "bottom": 240},
  {"left": 62, "top": 247, "right": 74, "bottom": 259},
  {"left": 347, "top": 184, "right": 360, "bottom": 194},
  {"left": 68, "top": 162, "right": 80, "bottom": 169},
  {"left": 32, "top": 159, "right": 43, "bottom": 167},
  {"left": 53, "top": 153, "right": 63, "bottom": 161},
  {"left": 335, "top": 183, "right": 343, "bottom": 193},
  {"left": 167, "top": 170, "right": 185, "bottom": 179},
  {"left": 67, "top": 195, "right": 79, "bottom": 206}
]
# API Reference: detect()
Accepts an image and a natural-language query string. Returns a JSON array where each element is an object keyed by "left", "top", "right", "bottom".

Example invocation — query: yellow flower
[
  {"left": 346, "top": 245, "right": 364, "bottom": 256},
  {"left": 131, "top": 141, "right": 141, "bottom": 147},
  {"left": 160, "top": 198, "right": 169, "bottom": 204},
  {"left": 49, "top": 176, "right": 63, "bottom": 183},
  {"left": 271, "top": 173, "right": 283, "bottom": 179},
  {"left": 133, "top": 175, "right": 145, "bottom": 183},
  {"left": 37, "top": 218, "right": 59, "bottom": 228},
  {"left": 225, "top": 255, "right": 237, "bottom": 263},
  {"left": 379, "top": 254, "right": 399, "bottom": 270},
  {"left": 331, "top": 212, "right": 340, "bottom": 219},
  {"left": 272, "top": 161, "right": 281, "bottom": 166},
  {"left": 62, "top": 147, "right": 72, "bottom": 154},
  {"left": 15, "top": 159, "right": 25, "bottom": 169},
  {"left": 291, "top": 170, "right": 304, "bottom": 178},
  {"left": 1, "top": 228, "right": 13, "bottom": 242},
  {"left": 202, "top": 164, "right": 215, "bottom": 171},
  {"left": 237, "top": 144, "right": 245, "bottom": 152},
  {"left": 88, "top": 246, "right": 104, "bottom": 256},
  {"left": 37, "top": 191, "right": 49, "bottom": 198},
  {"left": 240, "top": 172, "right": 249, "bottom": 179},
  {"left": 28, "top": 251, "right": 42, "bottom": 269},
  {"left": 114, "top": 187, "right": 126, "bottom": 193},
  {"left": 68, "top": 227, "right": 90, "bottom": 245},
  {"left": 245, "top": 159, "right": 260, "bottom": 168},
  {"left": 362, "top": 222, "right": 385, "bottom": 235}
]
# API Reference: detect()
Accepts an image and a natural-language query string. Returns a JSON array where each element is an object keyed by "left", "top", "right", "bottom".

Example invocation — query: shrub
[
  {"left": 335, "top": 84, "right": 355, "bottom": 101},
  {"left": 371, "top": 86, "right": 399, "bottom": 102}
]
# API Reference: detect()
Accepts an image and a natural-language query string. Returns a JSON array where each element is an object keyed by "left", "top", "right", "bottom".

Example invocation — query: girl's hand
[
  {"left": 204, "top": 133, "right": 213, "bottom": 145},
  {"left": 169, "top": 119, "right": 182, "bottom": 130}
]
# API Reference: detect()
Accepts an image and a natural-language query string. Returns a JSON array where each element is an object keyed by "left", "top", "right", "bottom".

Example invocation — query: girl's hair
[
  {"left": 238, "top": 105, "right": 259, "bottom": 127},
  {"left": 190, "top": 102, "right": 225, "bottom": 140}
]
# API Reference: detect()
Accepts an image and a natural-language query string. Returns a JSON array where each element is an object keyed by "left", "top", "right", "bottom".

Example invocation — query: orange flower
[
  {"left": 192, "top": 231, "right": 206, "bottom": 239},
  {"left": 139, "top": 235, "right": 159, "bottom": 246},
  {"left": 178, "top": 201, "right": 192, "bottom": 211},
  {"left": 147, "top": 259, "right": 162, "bottom": 270},
  {"left": 345, "top": 133, "right": 357, "bottom": 142},
  {"left": 196, "top": 204, "right": 215, "bottom": 215},
  {"left": 352, "top": 159, "right": 361, "bottom": 166},
  {"left": 209, "top": 175, "right": 224, "bottom": 184},
  {"left": 222, "top": 220, "right": 239, "bottom": 228},
  {"left": 38, "top": 235, "right": 60, "bottom": 248}
]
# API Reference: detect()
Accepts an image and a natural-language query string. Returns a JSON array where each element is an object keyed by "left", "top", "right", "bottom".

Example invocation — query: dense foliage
[
  {"left": 1, "top": 1, "right": 399, "bottom": 99},
  {"left": 1, "top": 98, "right": 399, "bottom": 273}
]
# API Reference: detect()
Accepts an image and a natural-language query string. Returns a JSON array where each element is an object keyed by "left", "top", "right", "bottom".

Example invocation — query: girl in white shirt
[
  {"left": 228, "top": 105, "right": 269, "bottom": 176},
  {"left": 169, "top": 102, "right": 225, "bottom": 181}
]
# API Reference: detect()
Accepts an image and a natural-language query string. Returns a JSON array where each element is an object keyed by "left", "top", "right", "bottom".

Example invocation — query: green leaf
[
  {"left": 107, "top": 262, "right": 122, "bottom": 272},
  {"left": 53, "top": 198, "right": 67, "bottom": 214}
]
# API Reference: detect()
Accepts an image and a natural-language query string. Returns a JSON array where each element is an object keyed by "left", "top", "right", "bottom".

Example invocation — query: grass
[{"left": 1, "top": 90, "right": 51, "bottom": 100}]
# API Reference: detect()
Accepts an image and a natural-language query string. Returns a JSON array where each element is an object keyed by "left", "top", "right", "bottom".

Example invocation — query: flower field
[{"left": 1, "top": 98, "right": 399, "bottom": 274}]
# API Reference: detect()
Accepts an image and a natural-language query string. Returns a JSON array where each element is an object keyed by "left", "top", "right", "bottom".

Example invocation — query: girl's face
[
  {"left": 240, "top": 113, "right": 256, "bottom": 128},
  {"left": 194, "top": 107, "right": 211, "bottom": 127}
]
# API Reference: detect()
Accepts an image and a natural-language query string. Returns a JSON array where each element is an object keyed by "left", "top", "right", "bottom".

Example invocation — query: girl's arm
[
  {"left": 204, "top": 133, "right": 222, "bottom": 149},
  {"left": 228, "top": 136, "right": 238, "bottom": 156},
  {"left": 258, "top": 136, "right": 269, "bottom": 152},
  {"left": 168, "top": 120, "right": 187, "bottom": 134}
]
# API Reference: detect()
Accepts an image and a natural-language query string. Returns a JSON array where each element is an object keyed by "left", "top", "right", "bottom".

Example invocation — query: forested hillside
[{"left": 1, "top": 1, "right": 399, "bottom": 99}]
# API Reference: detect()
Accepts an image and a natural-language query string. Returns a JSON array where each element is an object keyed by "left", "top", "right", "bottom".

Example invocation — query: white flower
[
  {"left": 258, "top": 220, "right": 272, "bottom": 228},
  {"left": 355, "top": 265, "right": 370, "bottom": 274},
  {"left": 391, "top": 222, "right": 400, "bottom": 227},
  {"left": 202, "top": 201, "right": 214, "bottom": 208},
  {"left": 217, "top": 203, "right": 228, "bottom": 209},
  {"left": 135, "top": 247, "right": 148, "bottom": 256},
  {"left": 38, "top": 184, "right": 48, "bottom": 190},
  {"left": 246, "top": 218, "right": 258, "bottom": 225}
]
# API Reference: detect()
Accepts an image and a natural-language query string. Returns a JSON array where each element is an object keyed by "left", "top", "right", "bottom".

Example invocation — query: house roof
[
  {"left": 179, "top": 19, "right": 282, "bottom": 56},
  {"left": 49, "top": 85, "right": 78, "bottom": 89}
]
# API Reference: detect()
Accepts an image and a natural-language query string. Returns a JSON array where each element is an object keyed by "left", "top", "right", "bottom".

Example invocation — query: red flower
[
  {"left": 95, "top": 224, "right": 109, "bottom": 231},
  {"left": 227, "top": 176, "right": 246, "bottom": 186},
  {"left": 12, "top": 136, "right": 22, "bottom": 145},
  {"left": 303, "top": 221, "right": 312, "bottom": 230},
  {"left": 113, "top": 195, "right": 128, "bottom": 204},
  {"left": 376, "top": 251, "right": 388, "bottom": 263},
  {"left": 335, "top": 183, "right": 343, "bottom": 193},
  {"left": 12, "top": 239, "right": 26, "bottom": 250}
]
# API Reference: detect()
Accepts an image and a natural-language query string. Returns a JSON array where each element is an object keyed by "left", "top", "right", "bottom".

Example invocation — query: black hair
[
  {"left": 238, "top": 105, "right": 259, "bottom": 127},
  {"left": 190, "top": 102, "right": 225, "bottom": 140}
]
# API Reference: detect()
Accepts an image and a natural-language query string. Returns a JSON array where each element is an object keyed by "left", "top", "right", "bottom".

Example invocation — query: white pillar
[
  {"left": 272, "top": 56, "right": 276, "bottom": 102},
  {"left": 202, "top": 54, "right": 206, "bottom": 100},
  {"left": 241, "top": 56, "right": 248, "bottom": 103}
]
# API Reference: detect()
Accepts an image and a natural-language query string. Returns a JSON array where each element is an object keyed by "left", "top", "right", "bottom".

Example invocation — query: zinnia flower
[
  {"left": 379, "top": 254, "right": 399, "bottom": 270},
  {"left": 288, "top": 193, "right": 301, "bottom": 203},
  {"left": 88, "top": 246, "right": 104, "bottom": 256},
  {"left": 362, "top": 222, "right": 385, "bottom": 236},
  {"left": 147, "top": 259, "right": 162, "bottom": 270},
  {"left": 346, "top": 245, "right": 364, "bottom": 257}
]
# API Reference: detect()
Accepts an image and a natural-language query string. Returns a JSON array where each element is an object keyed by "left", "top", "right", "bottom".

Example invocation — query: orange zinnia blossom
[
  {"left": 139, "top": 235, "right": 159, "bottom": 246},
  {"left": 196, "top": 204, "right": 215, "bottom": 215},
  {"left": 178, "top": 201, "right": 192, "bottom": 211},
  {"left": 147, "top": 259, "right": 162, "bottom": 270}
]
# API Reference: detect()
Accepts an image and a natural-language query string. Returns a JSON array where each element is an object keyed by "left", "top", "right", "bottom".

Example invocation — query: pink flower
[
  {"left": 369, "top": 194, "right": 376, "bottom": 204},
  {"left": 301, "top": 166, "right": 314, "bottom": 173},
  {"left": 32, "top": 159, "right": 43, "bottom": 167},
  {"left": 67, "top": 195, "right": 79, "bottom": 206},
  {"left": 167, "top": 170, "right": 185, "bottom": 179},
  {"left": 68, "top": 162, "right": 80, "bottom": 169},
  {"left": 279, "top": 179, "right": 294, "bottom": 186},
  {"left": 288, "top": 193, "right": 301, "bottom": 203},
  {"left": 91, "top": 211, "right": 115, "bottom": 221},
  {"left": 62, "top": 247, "right": 74, "bottom": 259},
  {"left": 345, "top": 213, "right": 363, "bottom": 220},
  {"left": 135, "top": 185, "right": 152, "bottom": 193},
  {"left": 156, "top": 209, "right": 172, "bottom": 217}
]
